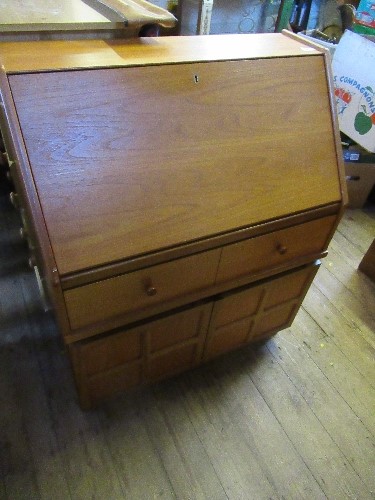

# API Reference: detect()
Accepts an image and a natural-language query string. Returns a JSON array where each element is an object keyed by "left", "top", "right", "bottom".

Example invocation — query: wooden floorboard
[
  {"left": 303, "top": 284, "right": 375, "bottom": 384},
  {"left": 245, "top": 343, "right": 369, "bottom": 499},
  {"left": 179, "top": 360, "right": 327, "bottom": 499},
  {"left": 270, "top": 327, "right": 374, "bottom": 492},
  {"left": 1, "top": 169, "right": 374, "bottom": 500}
]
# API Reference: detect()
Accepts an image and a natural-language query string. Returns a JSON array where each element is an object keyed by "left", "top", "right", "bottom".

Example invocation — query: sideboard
[{"left": 0, "top": 32, "right": 347, "bottom": 408}]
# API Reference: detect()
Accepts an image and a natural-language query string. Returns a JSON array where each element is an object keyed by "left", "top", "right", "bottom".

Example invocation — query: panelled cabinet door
[
  {"left": 203, "top": 263, "right": 320, "bottom": 361},
  {"left": 70, "top": 302, "right": 213, "bottom": 408}
]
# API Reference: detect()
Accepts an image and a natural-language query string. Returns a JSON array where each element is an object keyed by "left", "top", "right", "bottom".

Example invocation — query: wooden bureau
[{"left": 0, "top": 32, "right": 347, "bottom": 408}]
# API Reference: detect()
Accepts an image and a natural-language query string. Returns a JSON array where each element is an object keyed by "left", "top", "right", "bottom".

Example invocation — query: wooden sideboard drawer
[
  {"left": 216, "top": 215, "right": 335, "bottom": 284},
  {"left": 64, "top": 249, "right": 220, "bottom": 331}
]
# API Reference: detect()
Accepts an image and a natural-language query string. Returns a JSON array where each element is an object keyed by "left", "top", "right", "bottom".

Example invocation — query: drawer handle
[
  {"left": 277, "top": 244, "right": 288, "bottom": 255},
  {"left": 145, "top": 281, "right": 157, "bottom": 297},
  {"left": 146, "top": 286, "right": 157, "bottom": 297}
]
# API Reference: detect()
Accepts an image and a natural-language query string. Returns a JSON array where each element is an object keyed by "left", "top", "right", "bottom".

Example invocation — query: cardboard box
[
  {"left": 354, "top": 0, "right": 375, "bottom": 32},
  {"left": 345, "top": 161, "right": 375, "bottom": 207},
  {"left": 332, "top": 31, "right": 375, "bottom": 153}
]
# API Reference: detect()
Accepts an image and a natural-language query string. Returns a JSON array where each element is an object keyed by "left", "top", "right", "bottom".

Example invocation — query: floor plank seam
[
  {"left": 300, "top": 302, "right": 375, "bottom": 392},
  {"left": 264, "top": 342, "right": 373, "bottom": 493}
]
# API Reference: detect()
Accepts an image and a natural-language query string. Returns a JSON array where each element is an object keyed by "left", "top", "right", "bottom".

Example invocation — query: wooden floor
[{"left": 1, "top": 168, "right": 374, "bottom": 499}]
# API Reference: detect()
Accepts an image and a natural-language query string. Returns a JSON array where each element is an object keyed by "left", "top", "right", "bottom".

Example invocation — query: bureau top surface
[
  {"left": 0, "top": 33, "right": 321, "bottom": 73},
  {"left": 3, "top": 34, "right": 343, "bottom": 277}
]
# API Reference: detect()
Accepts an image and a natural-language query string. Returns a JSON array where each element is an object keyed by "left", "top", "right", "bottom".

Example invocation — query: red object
[{"left": 335, "top": 87, "right": 352, "bottom": 103}]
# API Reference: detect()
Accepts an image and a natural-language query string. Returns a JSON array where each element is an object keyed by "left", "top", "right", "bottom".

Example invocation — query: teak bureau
[{"left": 0, "top": 32, "right": 347, "bottom": 408}]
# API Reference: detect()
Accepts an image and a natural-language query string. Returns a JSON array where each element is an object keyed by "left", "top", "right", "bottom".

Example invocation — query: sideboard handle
[
  {"left": 277, "top": 244, "right": 288, "bottom": 255},
  {"left": 146, "top": 282, "right": 158, "bottom": 296}
]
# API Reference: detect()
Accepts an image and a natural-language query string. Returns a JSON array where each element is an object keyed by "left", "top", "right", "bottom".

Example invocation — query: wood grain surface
[
  {"left": 9, "top": 55, "right": 341, "bottom": 275},
  {"left": 0, "top": 33, "right": 320, "bottom": 73},
  {"left": 0, "top": 0, "right": 175, "bottom": 36},
  {"left": 0, "top": 0, "right": 115, "bottom": 29}
]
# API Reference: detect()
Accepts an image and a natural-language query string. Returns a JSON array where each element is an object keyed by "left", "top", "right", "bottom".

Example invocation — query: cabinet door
[
  {"left": 203, "top": 263, "right": 320, "bottom": 361},
  {"left": 70, "top": 302, "right": 213, "bottom": 408},
  {"left": 145, "top": 303, "right": 213, "bottom": 383}
]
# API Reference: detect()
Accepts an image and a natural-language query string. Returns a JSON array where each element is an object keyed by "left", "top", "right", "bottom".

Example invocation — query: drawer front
[
  {"left": 64, "top": 249, "right": 220, "bottom": 331},
  {"left": 216, "top": 215, "right": 336, "bottom": 284}
]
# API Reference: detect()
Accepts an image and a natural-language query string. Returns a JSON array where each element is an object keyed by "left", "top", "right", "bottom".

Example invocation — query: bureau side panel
[{"left": 0, "top": 69, "right": 71, "bottom": 335}]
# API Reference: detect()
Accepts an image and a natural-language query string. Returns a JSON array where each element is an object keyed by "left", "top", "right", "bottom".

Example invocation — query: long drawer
[{"left": 64, "top": 249, "right": 221, "bottom": 330}]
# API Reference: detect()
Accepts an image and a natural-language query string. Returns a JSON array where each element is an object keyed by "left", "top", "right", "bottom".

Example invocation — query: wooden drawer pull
[
  {"left": 145, "top": 281, "right": 158, "bottom": 296},
  {"left": 276, "top": 244, "right": 288, "bottom": 255}
]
